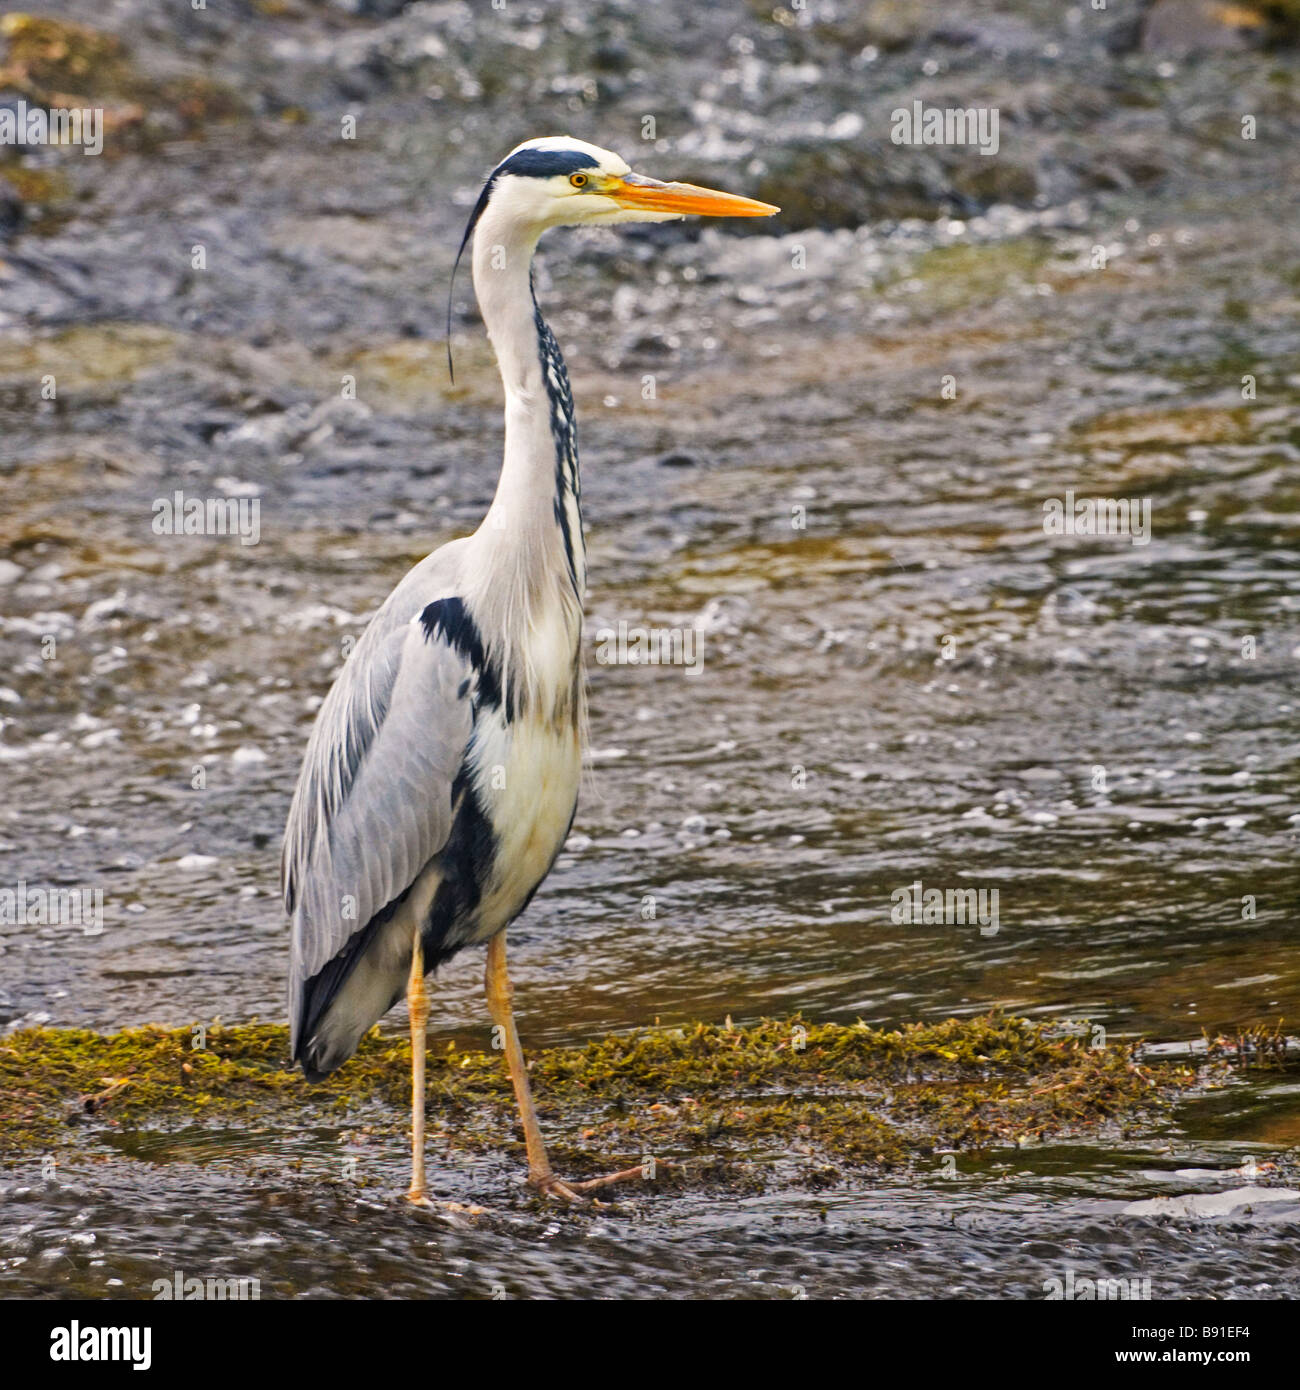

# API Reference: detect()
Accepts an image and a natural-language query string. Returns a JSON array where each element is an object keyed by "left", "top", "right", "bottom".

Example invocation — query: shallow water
[
  {"left": 1, "top": 0, "right": 1298, "bottom": 1298},
  {"left": 6, "top": 1082, "right": 1300, "bottom": 1299}
]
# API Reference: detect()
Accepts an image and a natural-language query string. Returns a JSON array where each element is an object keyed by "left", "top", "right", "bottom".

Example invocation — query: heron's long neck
[{"left": 471, "top": 217, "right": 585, "bottom": 604}]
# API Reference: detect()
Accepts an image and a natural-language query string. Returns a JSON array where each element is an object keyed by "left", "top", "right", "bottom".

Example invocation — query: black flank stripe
[{"left": 418, "top": 766, "right": 497, "bottom": 967}]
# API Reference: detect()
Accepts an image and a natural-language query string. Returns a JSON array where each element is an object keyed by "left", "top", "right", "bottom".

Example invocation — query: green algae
[
  {"left": 0, "top": 14, "right": 244, "bottom": 145},
  {"left": 0, "top": 323, "right": 184, "bottom": 396},
  {"left": 0, "top": 1013, "right": 1211, "bottom": 1193},
  {"left": 891, "top": 238, "right": 1055, "bottom": 313},
  {"left": 0, "top": 14, "right": 139, "bottom": 101}
]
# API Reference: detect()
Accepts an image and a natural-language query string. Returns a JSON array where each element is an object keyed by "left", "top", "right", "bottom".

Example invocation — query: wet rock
[
  {"left": 696, "top": 595, "right": 752, "bottom": 636},
  {"left": 215, "top": 398, "right": 370, "bottom": 457},
  {"left": 755, "top": 142, "right": 941, "bottom": 230},
  {"left": 808, "top": 0, "right": 937, "bottom": 53},
  {"left": 592, "top": 38, "right": 633, "bottom": 72},
  {"left": 1065, "top": 136, "right": 1170, "bottom": 194},
  {"left": 1257, "top": 0, "right": 1300, "bottom": 42},
  {"left": 1103, "top": 10, "right": 1151, "bottom": 55},
  {"left": 327, "top": 0, "right": 420, "bottom": 17},
  {"left": 950, "top": 157, "right": 1040, "bottom": 207},
  {"left": 176, "top": 853, "right": 219, "bottom": 871},
  {"left": 930, "top": 12, "right": 1048, "bottom": 55},
  {"left": 0, "top": 171, "right": 23, "bottom": 237},
  {"left": 1123, "top": 1186, "right": 1300, "bottom": 1219},
  {"left": 1141, "top": 0, "right": 1268, "bottom": 53}
]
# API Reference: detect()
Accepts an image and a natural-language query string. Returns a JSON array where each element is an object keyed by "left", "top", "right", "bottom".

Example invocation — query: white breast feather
[{"left": 469, "top": 600, "right": 582, "bottom": 936}]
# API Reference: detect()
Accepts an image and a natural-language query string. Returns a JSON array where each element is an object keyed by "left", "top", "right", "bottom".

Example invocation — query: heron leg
[
  {"left": 484, "top": 932, "right": 651, "bottom": 1203},
  {"left": 406, "top": 930, "right": 430, "bottom": 1204},
  {"left": 484, "top": 931, "right": 561, "bottom": 1191}
]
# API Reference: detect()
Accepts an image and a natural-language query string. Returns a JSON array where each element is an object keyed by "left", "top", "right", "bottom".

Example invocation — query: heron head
[
  {"left": 463, "top": 135, "right": 779, "bottom": 240},
  {"left": 446, "top": 137, "right": 777, "bottom": 381}
]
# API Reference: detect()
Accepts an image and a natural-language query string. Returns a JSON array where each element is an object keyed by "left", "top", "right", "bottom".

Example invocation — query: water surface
[{"left": 0, "top": 0, "right": 1297, "bottom": 1299}]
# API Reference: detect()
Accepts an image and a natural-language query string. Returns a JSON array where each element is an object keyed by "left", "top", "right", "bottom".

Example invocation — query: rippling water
[{"left": 1, "top": 0, "right": 1297, "bottom": 1298}]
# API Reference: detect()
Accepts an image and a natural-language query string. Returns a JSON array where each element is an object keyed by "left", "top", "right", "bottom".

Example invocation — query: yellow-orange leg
[
  {"left": 406, "top": 930, "right": 429, "bottom": 1203},
  {"left": 484, "top": 932, "right": 649, "bottom": 1202}
]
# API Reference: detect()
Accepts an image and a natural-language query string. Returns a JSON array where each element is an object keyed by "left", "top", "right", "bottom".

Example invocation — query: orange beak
[{"left": 607, "top": 172, "right": 778, "bottom": 218}]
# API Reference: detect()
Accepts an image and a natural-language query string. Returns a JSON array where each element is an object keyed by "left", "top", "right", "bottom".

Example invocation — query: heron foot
[
  {"left": 528, "top": 1164, "right": 652, "bottom": 1204},
  {"left": 406, "top": 1191, "right": 487, "bottom": 1218},
  {"left": 528, "top": 1173, "right": 586, "bottom": 1203}
]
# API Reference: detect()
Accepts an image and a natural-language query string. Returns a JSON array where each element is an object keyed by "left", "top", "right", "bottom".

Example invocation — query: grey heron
[{"left": 282, "top": 136, "right": 778, "bottom": 1203}]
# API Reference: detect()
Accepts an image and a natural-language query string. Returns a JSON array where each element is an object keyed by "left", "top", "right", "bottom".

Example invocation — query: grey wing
[{"left": 282, "top": 553, "right": 474, "bottom": 1052}]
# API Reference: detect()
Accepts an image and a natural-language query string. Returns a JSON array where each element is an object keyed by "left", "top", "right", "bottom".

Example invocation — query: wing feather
[{"left": 282, "top": 546, "right": 475, "bottom": 1046}]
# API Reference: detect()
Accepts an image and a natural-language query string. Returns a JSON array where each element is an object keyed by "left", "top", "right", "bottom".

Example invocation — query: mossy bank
[{"left": 1, "top": 1013, "right": 1224, "bottom": 1201}]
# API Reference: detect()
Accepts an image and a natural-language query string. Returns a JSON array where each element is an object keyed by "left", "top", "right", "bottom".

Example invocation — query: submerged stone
[{"left": 1123, "top": 1187, "right": 1300, "bottom": 1219}]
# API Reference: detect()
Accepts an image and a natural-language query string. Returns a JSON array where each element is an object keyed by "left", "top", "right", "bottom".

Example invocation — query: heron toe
[{"left": 529, "top": 1164, "right": 650, "bottom": 1203}]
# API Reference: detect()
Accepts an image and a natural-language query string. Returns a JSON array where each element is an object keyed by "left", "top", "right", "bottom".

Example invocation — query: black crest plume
[{"left": 446, "top": 178, "right": 496, "bottom": 387}]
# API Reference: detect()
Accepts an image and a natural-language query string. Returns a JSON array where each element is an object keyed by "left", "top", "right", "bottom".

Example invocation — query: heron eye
[{"left": 569, "top": 173, "right": 589, "bottom": 189}]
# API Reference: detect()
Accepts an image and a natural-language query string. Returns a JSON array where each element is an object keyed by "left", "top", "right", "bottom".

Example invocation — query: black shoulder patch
[
  {"left": 420, "top": 595, "right": 482, "bottom": 662},
  {"left": 420, "top": 597, "right": 508, "bottom": 717}
]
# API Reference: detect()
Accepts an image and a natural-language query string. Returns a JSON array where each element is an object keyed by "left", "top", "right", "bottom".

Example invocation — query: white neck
[
  {"left": 470, "top": 201, "right": 584, "bottom": 586},
  {"left": 470, "top": 205, "right": 545, "bottom": 400},
  {"left": 462, "top": 199, "right": 587, "bottom": 725}
]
